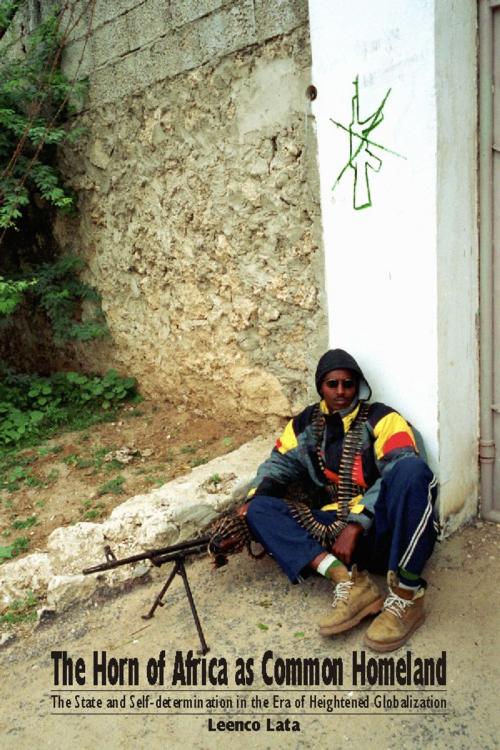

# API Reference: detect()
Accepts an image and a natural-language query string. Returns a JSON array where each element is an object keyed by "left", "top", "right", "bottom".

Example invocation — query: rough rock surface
[
  {"left": 52, "top": 22, "right": 326, "bottom": 422},
  {"left": 47, "top": 523, "right": 107, "bottom": 576},
  {"left": 0, "top": 553, "right": 53, "bottom": 607}
]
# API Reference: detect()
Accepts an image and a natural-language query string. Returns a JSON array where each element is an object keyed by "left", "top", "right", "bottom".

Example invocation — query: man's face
[{"left": 320, "top": 368, "right": 358, "bottom": 412}]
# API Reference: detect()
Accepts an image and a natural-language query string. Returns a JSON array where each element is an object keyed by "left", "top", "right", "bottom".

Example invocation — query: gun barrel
[{"left": 82, "top": 535, "right": 212, "bottom": 575}]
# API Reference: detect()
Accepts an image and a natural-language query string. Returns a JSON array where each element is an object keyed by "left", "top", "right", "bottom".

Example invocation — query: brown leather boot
[
  {"left": 364, "top": 584, "right": 425, "bottom": 652},
  {"left": 318, "top": 565, "right": 383, "bottom": 636}
]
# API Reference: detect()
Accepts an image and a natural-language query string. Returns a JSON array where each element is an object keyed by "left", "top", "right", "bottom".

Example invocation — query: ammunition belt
[
  {"left": 287, "top": 400, "right": 370, "bottom": 546},
  {"left": 286, "top": 502, "right": 346, "bottom": 548},
  {"left": 208, "top": 512, "right": 265, "bottom": 565},
  {"left": 337, "top": 400, "right": 370, "bottom": 518}
]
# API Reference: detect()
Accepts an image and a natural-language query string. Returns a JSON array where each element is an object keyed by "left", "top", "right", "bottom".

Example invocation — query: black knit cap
[{"left": 315, "top": 348, "right": 368, "bottom": 395}]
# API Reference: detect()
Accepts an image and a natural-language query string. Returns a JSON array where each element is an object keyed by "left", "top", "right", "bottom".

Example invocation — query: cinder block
[
  {"left": 92, "top": 12, "right": 131, "bottom": 67},
  {"left": 88, "top": 63, "right": 116, "bottom": 108},
  {"left": 92, "top": 0, "right": 144, "bottom": 30},
  {"left": 254, "top": 0, "right": 308, "bottom": 42},
  {"left": 133, "top": 38, "right": 177, "bottom": 88},
  {"left": 126, "top": 0, "right": 171, "bottom": 50},
  {"left": 171, "top": 0, "right": 231, "bottom": 28},
  {"left": 132, "top": 44, "right": 162, "bottom": 90},
  {"left": 196, "top": 0, "right": 256, "bottom": 61},
  {"left": 87, "top": 54, "right": 138, "bottom": 108},
  {"left": 129, "top": 21, "right": 206, "bottom": 91},
  {"left": 145, "top": 23, "right": 206, "bottom": 81},
  {"left": 110, "top": 53, "right": 140, "bottom": 100}
]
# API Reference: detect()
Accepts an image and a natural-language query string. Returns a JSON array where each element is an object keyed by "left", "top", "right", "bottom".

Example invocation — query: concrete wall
[
  {"left": 435, "top": 0, "right": 479, "bottom": 529},
  {"left": 308, "top": 0, "right": 479, "bottom": 529},
  {"left": 39, "top": 0, "right": 326, "bottom": 421}
]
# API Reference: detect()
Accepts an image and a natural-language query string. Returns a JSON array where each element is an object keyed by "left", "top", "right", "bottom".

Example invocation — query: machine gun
[{"left": 83, "top": 512, "right": 263, "bottom": 655}]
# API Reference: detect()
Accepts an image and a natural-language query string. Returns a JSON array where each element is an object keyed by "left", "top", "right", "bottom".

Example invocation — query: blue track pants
[{"left": 246, "top": 456, "right": 438, "bottom": 583}]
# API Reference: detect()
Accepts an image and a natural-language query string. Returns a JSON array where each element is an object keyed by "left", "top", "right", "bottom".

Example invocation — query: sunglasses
[{"left": 323, "top": 378, "right": 356, "bottom": 389}]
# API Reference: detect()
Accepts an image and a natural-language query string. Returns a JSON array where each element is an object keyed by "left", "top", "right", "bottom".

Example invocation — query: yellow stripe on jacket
[
  {"left": 372, "top": 412, "right": 417, "bottom": 460},
  {"left": 321, "top": 494, "right": 365, "bottom": 514},
  {"left": 275, "top": 419, "right": 298, "bottom": 454}
]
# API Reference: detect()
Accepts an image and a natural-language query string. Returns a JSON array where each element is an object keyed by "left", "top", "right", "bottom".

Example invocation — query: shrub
[{"left": 0, "top": 369, "right": 137, "bottom": 446}]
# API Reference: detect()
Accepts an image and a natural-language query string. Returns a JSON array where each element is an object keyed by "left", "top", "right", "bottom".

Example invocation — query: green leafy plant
[
  {"left": 96, "top": 475, "right": 125, "bottom": 497},
  {"left": 0, "top": 465, "right": 30, "bottom": 492},
  {"left": 0, "top": 276, "right": 35, "bottom": 316},
  {"left": 0, "top": 5, "right": 95, "bottom": 331},
  {"left": 104, "top": 458, "right": 124, "bottom": 473},
  {"left": 180, "top": 444, "right": 199, "bottom": 455},
  {"left": 128, "top": 408, "right": 144, "bottom": 417},
  {"left": 62, "top": 452, "right": 79, "bottom": 466},
  {"left": 0, "top": 2, "right": 110, "bottom": 378},
  {"left": 0, "top": 451, "right": 36, "bottom": 491},
  {"left": 144, "top": 474, "right": 166, "bottom": 487},
  {"left": 0, "top": 4, "right": 139, "bottom": 464},
  {"left": 0, "top": 369, "right": 137, "bottom": 447},
  {"left": 11, "top": 514, "right": 37, "bottom": 529},
  {"left": 37, "top": 444, "right": 62, "bottom": 456},
  {"left": 190, "top": 457, "right": 208, "bottom": 467},
  {"left": 21, "top": 255, "right": 107, "bottom": 344},
  {"left": 91, "top": 445, "right": 112, "bottom": 472},
  {"left": 0, "top": 2, "right": 22, "bottom": 36},
  {"left": 24, "top": 472, "right": 45, "bottom": 487},
  {"left": 75, "top": 457, "right": 93, "bottom": 469},
  {"left": 0, "top": 535, "right": 29, "bottom": 562},
  {"left": 0, "top": 5, "right": 86, "bottom": 232},
  {"left": 0, "top": 591, "right": 38, "bottom": 624},
  {"left": 79, "top": 500, "right": 105, "bottom": 521}
]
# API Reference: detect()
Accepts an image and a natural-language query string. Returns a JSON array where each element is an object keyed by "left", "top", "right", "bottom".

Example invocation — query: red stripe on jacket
[{"left": 382, "top": 431, "right": 415, "bottom": 456}]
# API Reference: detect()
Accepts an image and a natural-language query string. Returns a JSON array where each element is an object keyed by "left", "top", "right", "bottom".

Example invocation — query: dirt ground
[
  {"left": 0, "top": 400, "right": 253, "bottom": 567},
  {"left": 0, "top": 518, "right": 499, "bottom": 750}
]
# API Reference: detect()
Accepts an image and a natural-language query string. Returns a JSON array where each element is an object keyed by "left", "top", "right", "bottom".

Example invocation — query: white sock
[
  {"left": 398, "top": 581, "right": 419, "bottom": 591},
  {"left": 317, "top": 554, "right": 339, "bottom": 577}
]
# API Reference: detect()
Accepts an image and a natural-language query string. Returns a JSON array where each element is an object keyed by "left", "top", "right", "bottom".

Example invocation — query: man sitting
[{"left": 243, "top": 348, "right": 438, "bottom": 652}]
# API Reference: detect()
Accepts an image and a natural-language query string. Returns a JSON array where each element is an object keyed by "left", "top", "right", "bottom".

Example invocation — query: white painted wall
[
  {"left": 435, "top": 0, "right": 478, "bottom": 527},
  {"left": 308, "top": 0, "right": 478, "bottom": 528}
]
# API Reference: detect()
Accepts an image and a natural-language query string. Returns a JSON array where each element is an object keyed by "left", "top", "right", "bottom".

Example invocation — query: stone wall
[{"left": 15, "top": 0, "right": 328, "bottom": 421}]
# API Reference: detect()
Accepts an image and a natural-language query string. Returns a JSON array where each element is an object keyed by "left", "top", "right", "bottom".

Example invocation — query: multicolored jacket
[{"left": 247, "top": 399, "right": 421, "bottom": 531}]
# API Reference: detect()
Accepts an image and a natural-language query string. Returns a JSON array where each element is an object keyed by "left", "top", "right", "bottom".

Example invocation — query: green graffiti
[{"left": 331, "top": 76, "right": 406, "bottom": 210}]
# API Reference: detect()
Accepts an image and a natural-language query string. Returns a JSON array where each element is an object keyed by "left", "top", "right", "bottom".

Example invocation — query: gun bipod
[{"left": 142, "top": 552, "right": 209, "bottom": 655}]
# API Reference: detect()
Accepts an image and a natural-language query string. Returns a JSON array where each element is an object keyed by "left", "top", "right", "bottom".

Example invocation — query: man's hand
[
  {"left": 236, "top": 502, "right": 251, "bottom": 517},
  {"left": 332, "top": 523, "right": 364, "bottom": 566}
]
